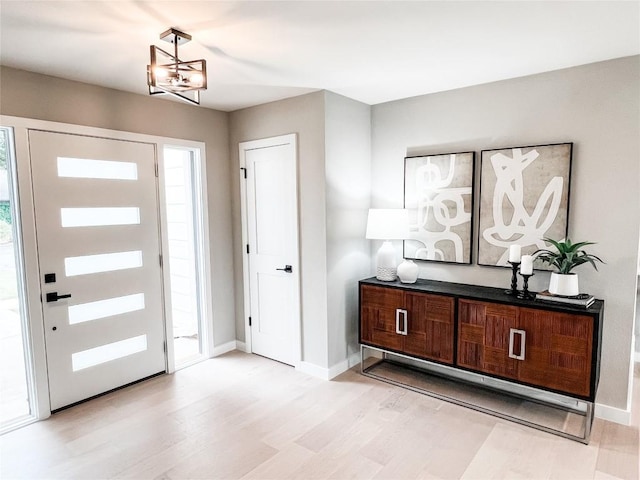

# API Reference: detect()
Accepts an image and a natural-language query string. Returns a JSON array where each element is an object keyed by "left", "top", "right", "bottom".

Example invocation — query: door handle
[
  {"left": 395, "top": 309, "right": 408, "bottom": 335},
  {"left": 276, "top": 265, "right": 293, "bottom": 273},
  {"left": 508, "top": 328, "right": 526, "bottom": 360},
  {"left": 46, "top": 292, "right": 72, "bottom": 303}
]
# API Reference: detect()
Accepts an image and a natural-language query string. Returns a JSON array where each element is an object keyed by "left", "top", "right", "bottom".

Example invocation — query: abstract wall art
[
  {"left": 403, "top": 152, "right": 474, "bottom": 264},
  {"left": 478, "top": 143, "right": 572, "bottom": 267}
]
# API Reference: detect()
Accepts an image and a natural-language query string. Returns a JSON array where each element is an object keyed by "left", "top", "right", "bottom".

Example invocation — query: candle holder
[
  {"left": 504, "top": 261, "right": 520, "bottom": 296},
  {"left": 518, "top": 272, "right": 535, "bottom": 300}
]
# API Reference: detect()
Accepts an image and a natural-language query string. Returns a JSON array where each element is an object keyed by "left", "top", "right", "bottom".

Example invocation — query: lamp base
[
  {"left": 376, "top": 266, "right": 397, "bottom": 281},
  {"left": 375, "top": 240, "right": 397, "bottom": 281}
]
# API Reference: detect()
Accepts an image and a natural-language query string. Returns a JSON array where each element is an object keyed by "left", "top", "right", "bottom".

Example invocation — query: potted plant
[{"left": 534, "top": 237, "right": 604, "bottom": 296}]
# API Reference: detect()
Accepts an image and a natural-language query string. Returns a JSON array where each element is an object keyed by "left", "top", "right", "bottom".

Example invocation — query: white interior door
[
  {"left": 240, "top": 135, "right": 300, "bottom": 366},
  {"left": 28, "top": 130, "right": 166, "bottom": 411}
]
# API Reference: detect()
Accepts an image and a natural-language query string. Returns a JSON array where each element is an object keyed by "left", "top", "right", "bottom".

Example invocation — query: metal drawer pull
[
  {"left": 395, "top": 309, "right": 408, "bottom": 335},
  {"left": 508, "top": 328, "right": 526, "bottom": 360}
]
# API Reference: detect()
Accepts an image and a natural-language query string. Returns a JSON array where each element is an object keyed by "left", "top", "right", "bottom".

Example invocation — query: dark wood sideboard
[{"left": 359, "top": 277, "right": 604, "bottom": 443}]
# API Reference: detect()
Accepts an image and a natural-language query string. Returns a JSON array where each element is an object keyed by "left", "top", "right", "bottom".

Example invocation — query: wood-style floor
[{"left": 1, "top": 351, "right": 638, "bottom": 479}]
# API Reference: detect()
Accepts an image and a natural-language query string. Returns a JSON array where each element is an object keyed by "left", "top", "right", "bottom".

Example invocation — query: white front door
[
  {"left": 28, "top": 130, "right": 166, "bottom": 411},
  {"left": 240, "top": 135, "right": 300, "bottom": 366}
]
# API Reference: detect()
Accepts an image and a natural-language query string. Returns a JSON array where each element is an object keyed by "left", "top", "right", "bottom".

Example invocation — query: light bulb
[{"left": 153, "top": 67, "right": 168, "bottom": 79}]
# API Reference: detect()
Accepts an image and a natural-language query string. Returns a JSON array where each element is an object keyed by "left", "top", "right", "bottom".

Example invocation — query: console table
[{"left": 359, "top": 277, "right": 603, "bottom": 443}]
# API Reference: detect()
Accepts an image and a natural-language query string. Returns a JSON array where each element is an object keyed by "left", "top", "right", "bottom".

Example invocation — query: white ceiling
[{"left": 1, "top": 1, "right": 639, "bottom": 112}]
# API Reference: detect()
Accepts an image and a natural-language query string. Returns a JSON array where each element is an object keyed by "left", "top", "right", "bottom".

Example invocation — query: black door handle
[
  {"left": 276, "top": 265, "right": 293, "bottom": 273},
  {"left": 46, "top": 292, "right": 72, "bottom": 303}
]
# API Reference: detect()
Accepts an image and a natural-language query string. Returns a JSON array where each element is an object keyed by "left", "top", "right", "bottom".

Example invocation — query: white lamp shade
[{"left": 365, "top": 209, "right": 409, "bottom": 240}]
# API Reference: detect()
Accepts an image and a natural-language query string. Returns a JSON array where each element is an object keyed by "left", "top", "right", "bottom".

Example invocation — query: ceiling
[{"left": 1, "top": 1, "right": 639, "bottom": 112}]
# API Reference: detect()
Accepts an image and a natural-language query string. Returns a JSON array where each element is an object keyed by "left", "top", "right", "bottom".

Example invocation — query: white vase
[
  {"left": 397, "top": 259, "right": 418, "bottom": 283},
  {"left": 549, "top": 272, "right": 579, "bottom": 296}
]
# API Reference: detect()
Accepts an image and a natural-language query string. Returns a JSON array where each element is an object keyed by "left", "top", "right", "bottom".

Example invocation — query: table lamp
[{"left": 365, "top": 209, "right": 409, "bottom": 281}]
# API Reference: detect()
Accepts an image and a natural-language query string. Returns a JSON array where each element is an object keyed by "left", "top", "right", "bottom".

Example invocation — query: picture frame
[
  {"left": 403, "top": 151, "right": 475, "bottom": 264},
  {"left": 477, "top": 143, "right": 572, "bottom": 267}
]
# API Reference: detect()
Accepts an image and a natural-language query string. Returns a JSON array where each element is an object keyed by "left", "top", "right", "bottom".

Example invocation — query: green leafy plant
[{"left": 534, "top": 238, "right": 604, "bottom": 274}]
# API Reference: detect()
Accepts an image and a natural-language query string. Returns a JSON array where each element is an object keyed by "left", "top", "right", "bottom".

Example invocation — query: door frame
[
  {"left": 1, "top": 115, "right": 213, "bottom": 417},
  {"left": 238, "top": 134, "right": 302, "bottom": 367}
]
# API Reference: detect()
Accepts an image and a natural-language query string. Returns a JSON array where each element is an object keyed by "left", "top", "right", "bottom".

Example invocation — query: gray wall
[
  {"left": 228, "top": 92, "right": 330, "bottom": 368},
  {"left": 324, "top": 92, "right": 372, "bottom": 367},
  {"left": 0, "top": 66, "right": 236, "bottom": 350},
  {"left": 228, "top": 91, "right": 372, "bottom": 372},
  {"left": 371, "top": 56, "right": 640, "bottom": 410}
]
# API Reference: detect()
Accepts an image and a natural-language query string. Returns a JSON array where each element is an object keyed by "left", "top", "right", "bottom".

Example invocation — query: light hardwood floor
[{"left": 1, "top": 351, "right": 638, "bottom": 479}]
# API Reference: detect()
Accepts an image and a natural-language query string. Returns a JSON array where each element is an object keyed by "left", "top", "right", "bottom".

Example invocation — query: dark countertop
[{"left": 359, "top": 277, "right": 604, "bottom": 315}]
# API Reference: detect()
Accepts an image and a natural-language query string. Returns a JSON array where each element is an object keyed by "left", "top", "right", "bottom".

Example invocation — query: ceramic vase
[{"left": 397, "top": 259, "right": 418, "bottom": 283}]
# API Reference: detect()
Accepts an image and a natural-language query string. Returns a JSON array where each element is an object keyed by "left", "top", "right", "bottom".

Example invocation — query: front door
[
  {"left": 240, "top": 134, "right": 300, "bottom": 366},
  {"left": 28, "top": 130, "right": 166, "bottom": 411}
]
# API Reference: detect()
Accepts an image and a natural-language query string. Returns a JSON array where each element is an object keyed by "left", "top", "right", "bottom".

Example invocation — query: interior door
[
  {"left": 28, "top": 130, "right": 166, "bottom": 411},
  {"left": 241, "top": 135, "right": 300, "bottom": 366}
]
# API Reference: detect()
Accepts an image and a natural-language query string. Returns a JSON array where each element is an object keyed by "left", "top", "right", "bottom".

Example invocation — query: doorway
[
  {"left": 239, "top": 134, "right": 301, "bottom": 367},
  {"left": 1, "top": 116, "right": 213, "bottom": 420},
  {"left": 28, "top": 130, "right": 166, "bottom": 411}
]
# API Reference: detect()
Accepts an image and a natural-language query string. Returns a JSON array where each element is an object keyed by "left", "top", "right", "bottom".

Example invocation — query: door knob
[
  {"left": 276, "top": 265, "right": 293, "bottom": 273},
  {"left": 46, "top": 292, "right": 72, "bottom": 303}
]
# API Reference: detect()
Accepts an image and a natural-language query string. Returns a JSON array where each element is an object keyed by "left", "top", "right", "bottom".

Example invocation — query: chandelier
[{"left": 147, "top": 28, "right": 207, "bottom": 105}]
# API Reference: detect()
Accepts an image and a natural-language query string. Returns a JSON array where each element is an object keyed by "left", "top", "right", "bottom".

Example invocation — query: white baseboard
[
  {"left": 297, "top": 352, "right": 361, "bottom": 381},
  {"left": 235, "top": 341, "right": 248, "bottom": 353},
  {"left": 297, "top": 361, "right": 331, "bottom": 380},
  {"left": 348, "top": 351, "right": 362, "bottom": 368},
  {"left": 210, "top": 340, "right": 238, "bottom": 357},
  {"left": 595, "top": 403, "right": 631, "bottom": 426},
  {"left": 328, "top": 352, "right": 361, "bottom": 379}
]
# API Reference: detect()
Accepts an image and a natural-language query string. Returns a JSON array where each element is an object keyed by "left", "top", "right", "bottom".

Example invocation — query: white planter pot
[
  {"left": 549, "top": 272, "right": 579, "bottom": 296},
  {"left": 397, "top": 259, "right": 418, "bottom": 283}
]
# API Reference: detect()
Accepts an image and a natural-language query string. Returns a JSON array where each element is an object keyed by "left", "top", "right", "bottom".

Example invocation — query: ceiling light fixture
[{"left": 147, "top": 28, "right": 207, "bottom": 105}]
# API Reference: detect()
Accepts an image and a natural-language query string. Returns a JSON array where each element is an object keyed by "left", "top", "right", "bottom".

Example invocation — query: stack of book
[{"left": 535, "top": 290, "right": 595, "bottom": 308}]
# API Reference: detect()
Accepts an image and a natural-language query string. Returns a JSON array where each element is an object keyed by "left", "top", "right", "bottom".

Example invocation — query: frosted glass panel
[
  {"left": 72, "top": 335, "right": 147, "bottom": 371},
  {"left": 68, "top": 293, "right": 145, "bottom": 325},
  {"left": 65, "top": 250, "right": 143, "bottom": 277},
  {"left": 57, "top": 157, "right": 138, "bottom": 180},
  {"left": 61, "top": 207, "right": 140, "bottom": 227}
]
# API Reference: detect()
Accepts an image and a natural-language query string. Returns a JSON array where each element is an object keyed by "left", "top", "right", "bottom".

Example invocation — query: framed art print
[
  {"left": 403, "top": 151, "right": 474, "bottom": 264},
  {"left": 477, "top": 143, "right": 572, "bottom": 267}
]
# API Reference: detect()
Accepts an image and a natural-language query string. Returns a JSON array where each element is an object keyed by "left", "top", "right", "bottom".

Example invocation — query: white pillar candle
[
  {"left": 508, "top": 245, "right": 521, "bottom": 263},
  {"left": 520, "top": 255, "right": 533, "bottom": 275}
]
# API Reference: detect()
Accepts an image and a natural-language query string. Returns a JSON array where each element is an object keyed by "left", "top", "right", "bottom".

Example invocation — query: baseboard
[
  {"left": 595, "top": 403, "right": 631, "bottom": 426},
  {"left": 328, "top": 352, "right": 361, "bottom": 379},
  {"left": 210, "top": 340, "right": 237, "bottom": 357},
  {"left": 348, "top": 351, "right": 361, "bottom": 368},
  {"left": 297, "top": 361, "right": 331, "bottom": 380},
  {"left": 235, "top": 341, "right": 248, "bottom": 353},
  {"left": 297, "top": 352, "right": 361, "bottom": 381}
]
